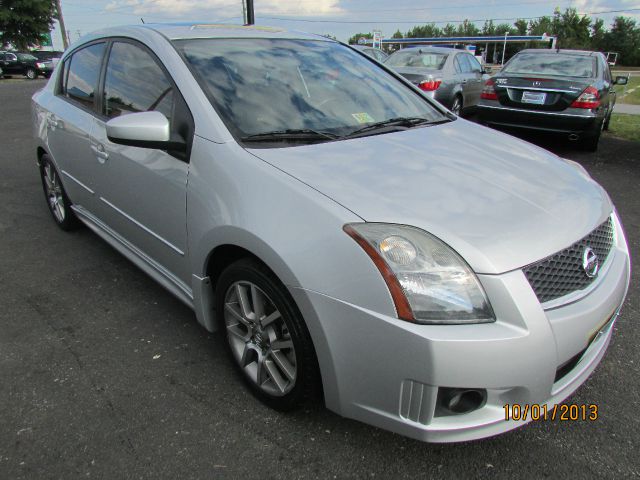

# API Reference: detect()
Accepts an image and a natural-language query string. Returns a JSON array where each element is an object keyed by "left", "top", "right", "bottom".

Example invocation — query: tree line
[{"left": 348, "top": 8, "right": 640, "bottom": 66}]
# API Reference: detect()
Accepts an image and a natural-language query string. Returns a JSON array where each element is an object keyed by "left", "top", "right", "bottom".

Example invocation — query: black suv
[
  {"left": 477, "top": 49, "right": 628, "bottom": 151},
  {"left": 0, "top": 51, "right": 54, "bottom": 79}
]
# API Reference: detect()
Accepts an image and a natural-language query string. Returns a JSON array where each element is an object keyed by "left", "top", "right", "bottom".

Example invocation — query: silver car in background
[
  {"left": 385, "top": 46, "right": 488, "bottom": 115},
  {"left": 32, "top": 24, "right": 630, "bottom": 443}
]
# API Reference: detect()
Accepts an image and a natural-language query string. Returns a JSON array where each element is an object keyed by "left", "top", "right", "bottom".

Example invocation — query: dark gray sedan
[{"left": 385, "top": 46, "right": 488, "bottom": 115}]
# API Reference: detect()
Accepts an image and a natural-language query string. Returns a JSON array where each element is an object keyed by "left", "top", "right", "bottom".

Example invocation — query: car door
[
  {"left": 89, "top": 40, "right": 192, "bottom": 283},
  {"left": 45, "top": 42, "right": 107, "bottom": 211},
  {"left": 601, "top": 55, "right": 615, "bottom": 117},
  {"left": 2, "top": 53, "right": 20, "bottom": 74},
  {"left": 463, "top": 54, "right": 484, "bottom": 107},
  {"left": 453, "top": 54, "right": 475, "bottom": 106}
]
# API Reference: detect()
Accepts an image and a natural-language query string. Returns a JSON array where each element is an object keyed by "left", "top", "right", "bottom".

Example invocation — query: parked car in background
[
  {"left": 31, "top": 50, "right": 64, "bottom": 68},
  {"left": 351, "top": 44, "right": 388, "bottom": 62},
  {"left": 0, "top": 51, "right": 53, "bottom": 78},
  {"left": 384, "top": 46, "right": 488, "bottom": 115},
  {"left": 32, "top": 25, "right": 630, "bottom": 443},
  {"left": 477, "top": 48, "right": 627, "bottom": 151}
]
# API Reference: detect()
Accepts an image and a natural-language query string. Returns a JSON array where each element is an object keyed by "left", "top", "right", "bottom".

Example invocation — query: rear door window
[{"left": 64, "top": 43, "right": 106, "bottom": 110}]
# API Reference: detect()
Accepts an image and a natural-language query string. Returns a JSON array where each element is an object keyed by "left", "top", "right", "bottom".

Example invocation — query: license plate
[{"left": 521, "top": 91, "right": 546, "bottom": 105}]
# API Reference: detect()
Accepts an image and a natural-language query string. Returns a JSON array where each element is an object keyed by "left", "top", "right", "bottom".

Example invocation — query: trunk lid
[
  {"left": 492, "top": 74, "right": 592, "bottom": 111},
  {"left": 393, "top": 67, "right": 443, "bottom": 84}
]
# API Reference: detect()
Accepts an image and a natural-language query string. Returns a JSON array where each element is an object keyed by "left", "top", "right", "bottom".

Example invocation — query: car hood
[{"left": 248, "top": 119, "right": 612, "bottom": 274}]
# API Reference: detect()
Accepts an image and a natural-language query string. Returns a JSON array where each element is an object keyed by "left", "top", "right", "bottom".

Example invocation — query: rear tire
[
  {"left": 581, "top": 124, "right": 603, "bottom": 152},
  {"left": 39, "top": 154, "right": 80, "bottom": 231},
  {"left": 451, "top": 95, "right": 463, "bottom": 116},
  {"left": 216, "top": 258, "right": 320, "bottom": 411}
]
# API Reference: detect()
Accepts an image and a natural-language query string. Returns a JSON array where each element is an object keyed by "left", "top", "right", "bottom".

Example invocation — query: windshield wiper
[
  {"left": 344, "top": 116, "right": 450, "bottom": 138},
  {"left": 240, "top": 128, "right": 339, "bottom": 143}
]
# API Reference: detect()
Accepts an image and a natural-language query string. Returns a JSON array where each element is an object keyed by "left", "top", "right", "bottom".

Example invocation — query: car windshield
[
  {"left": 385, "top": 50, "right": 448, "bottom": 69},
  {"left": 502, "top": 53, "right": 596, "bottom": 78},
  {"left": 17, "top": 53, "right": 37, "bottom": 61},
  {"left": 174, "top": 38, "right": 446, "bottom": 143}
]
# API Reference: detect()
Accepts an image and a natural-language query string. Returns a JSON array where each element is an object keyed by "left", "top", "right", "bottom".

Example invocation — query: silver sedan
[
  {"left": 385, "top": 46, "right": 489, "bottom": 115},
  {"left": 32, "top": 24, "right": 630, "bottom": 443}
]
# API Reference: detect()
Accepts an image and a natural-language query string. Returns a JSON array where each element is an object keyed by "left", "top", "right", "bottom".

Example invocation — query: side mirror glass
[
  {"left": 106, "top": 111, "right": 185, "bottom": 151},
  {"left": 614, "top": 76, "right": 628, "bottom": 86}
]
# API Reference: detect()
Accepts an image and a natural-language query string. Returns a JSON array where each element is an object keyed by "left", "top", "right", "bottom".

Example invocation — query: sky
[{"left": 49, "top": 0, "right": 640, "bottom": 50}]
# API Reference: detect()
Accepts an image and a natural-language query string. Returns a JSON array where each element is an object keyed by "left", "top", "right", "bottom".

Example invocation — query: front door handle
[
  {"left": 91, "top": 144, "right": 109, "bottom": 163},
  {"left": 46, "top": 114, "right": 59, "bottom": 130}
]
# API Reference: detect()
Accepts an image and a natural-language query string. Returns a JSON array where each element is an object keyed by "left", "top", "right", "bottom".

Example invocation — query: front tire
[
  {"left": 39, "top": 154, "right": 80, "bottom": 230},
  {"left": 217, "top": 258, "right": 320, "bottom": 411},
  {"left": 25, "top": 68, "right": 37, "bottom": 80}
]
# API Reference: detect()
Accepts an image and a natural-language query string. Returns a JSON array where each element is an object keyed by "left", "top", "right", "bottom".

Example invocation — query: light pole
[
  {"left": 55, "top": 0, "right": 69, "bottom": 50},
  {"left": 501, "top": 32, "right": 509, "bottom": 65}
]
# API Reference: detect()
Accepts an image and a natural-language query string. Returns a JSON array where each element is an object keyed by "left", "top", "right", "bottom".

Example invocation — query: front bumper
[
  {"left": 290, "top": 220, "right": 630, "bottom": 443},
  {"left": 477, "top": 101, "right": 600, "bottom": 134}
]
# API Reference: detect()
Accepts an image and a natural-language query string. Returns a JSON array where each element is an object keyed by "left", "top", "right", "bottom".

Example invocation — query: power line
[{"left": 258, "top": 7, "right": 640, "bottom": 24}]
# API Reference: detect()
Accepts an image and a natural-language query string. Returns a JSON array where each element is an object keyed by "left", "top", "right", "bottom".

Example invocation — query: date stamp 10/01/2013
[{"left": 504, "top": 404, "right": 599, "bottom": 422}]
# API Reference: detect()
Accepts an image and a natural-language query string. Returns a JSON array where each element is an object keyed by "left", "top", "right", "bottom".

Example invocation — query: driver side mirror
[
  {"left": 614, "top": 75, "right": 628, "bottom": 86},
  {"left": 106, "top": 111, "right": 186, "bottom": 151}
]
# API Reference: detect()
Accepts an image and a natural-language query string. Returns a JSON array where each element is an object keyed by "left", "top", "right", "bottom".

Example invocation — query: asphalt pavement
[{"left": 1, "top": 80, "right": 639, "bottom": 479}]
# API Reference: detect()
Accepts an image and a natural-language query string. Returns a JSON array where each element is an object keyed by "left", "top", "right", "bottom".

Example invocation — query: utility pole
[
  {"left": 55, "top": 0, "right": 69, "bottom": 49},
  {"left": 244, "top": 0, "right": 255, "bottom": 25}
]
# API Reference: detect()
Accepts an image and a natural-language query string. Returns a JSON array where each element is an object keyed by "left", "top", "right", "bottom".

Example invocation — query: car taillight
[
  {"left": 418, "top": 78, "right": 442, "bottom": 91},
  {"left": 480, "top": 78, "right": 498, "bottom": 100},
  {"left": 570, "top": 86, "right": 600, "bottom": 109}
]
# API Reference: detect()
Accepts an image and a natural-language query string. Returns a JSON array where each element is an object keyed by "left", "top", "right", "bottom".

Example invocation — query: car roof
[
  {"left": 89, "top": 23, "right": 331, "bottom": 42},
  {"left": 517, "top": 48, "right": 599, "bottom": 57}
]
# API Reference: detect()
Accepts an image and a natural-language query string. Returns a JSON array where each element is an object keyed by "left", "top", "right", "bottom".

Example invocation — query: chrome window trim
[
  {"left": 498, "top": 85, "right": 579, "bottom": 93},
  {"left": 478, "top": 104, "right": 594, "bottom": 118}
]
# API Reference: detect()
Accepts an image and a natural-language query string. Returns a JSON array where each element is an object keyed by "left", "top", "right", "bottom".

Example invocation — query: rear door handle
[{"left": 91, "top": 144, "right": 109, "bottom": 163}]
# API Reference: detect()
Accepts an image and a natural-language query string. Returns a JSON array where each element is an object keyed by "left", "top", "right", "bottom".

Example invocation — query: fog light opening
[{"left": 437, "top": 388, "right": 487, "bottom": 416}]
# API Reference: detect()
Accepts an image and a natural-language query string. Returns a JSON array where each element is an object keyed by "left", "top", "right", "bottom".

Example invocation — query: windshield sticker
[{"left": 351, "top": 112, "right": 375, "bottom": 124}]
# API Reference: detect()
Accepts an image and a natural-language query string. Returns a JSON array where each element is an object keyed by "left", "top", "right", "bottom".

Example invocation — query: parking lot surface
[{"left": 1, "top": 80, "right": 639, "bottom": 479}]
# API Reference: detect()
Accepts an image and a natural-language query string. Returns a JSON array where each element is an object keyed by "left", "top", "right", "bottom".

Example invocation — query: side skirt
[{"left": 71, "top": 204, "right": 195, "bottom": 309}]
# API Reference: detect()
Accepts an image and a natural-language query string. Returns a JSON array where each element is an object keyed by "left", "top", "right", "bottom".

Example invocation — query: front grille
[{"left": 523, "top": 217, "right": 614, "bottom": 304}]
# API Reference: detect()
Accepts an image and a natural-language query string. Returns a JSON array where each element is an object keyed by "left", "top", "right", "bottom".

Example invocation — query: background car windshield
[
  {"left": 17, "top": 53, "right": 37, "bottom": 61},
  {"left": 503, "top": 53, "right": 596, "bottom": 77},
  {"left": 385, "top": 51, "right": 448, "bottom": 69},
  {"left": 175, "top": 39, "right": 445, "bottom": 139}
]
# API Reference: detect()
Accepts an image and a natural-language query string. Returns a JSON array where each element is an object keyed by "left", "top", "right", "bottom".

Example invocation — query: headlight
[
  {"left": 344, "top": 223, "right": 495, "bottom": 324},
  {"left": 36, "top": 62, "right": 45, "bottom": 68}
]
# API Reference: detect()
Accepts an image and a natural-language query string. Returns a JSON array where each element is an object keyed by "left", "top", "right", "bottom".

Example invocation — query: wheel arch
[{"left": 196, "top": 235, "right": 327, "bottom": 403}]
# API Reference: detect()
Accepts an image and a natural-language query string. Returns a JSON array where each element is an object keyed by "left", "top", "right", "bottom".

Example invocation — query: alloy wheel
[
  {"left": 43, "top": 163, "right": 65, "bottom": 222},
  {"left": 223, "top": 281, "right": 297, "bottom": 397}
]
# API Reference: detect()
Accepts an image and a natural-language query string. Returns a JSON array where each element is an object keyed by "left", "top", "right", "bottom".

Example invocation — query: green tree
[
  {"left": 591, "top": 18, "right": 606, "bottom": 51},
  {"left": 347, "top": 32, "right": 372, "bottom": 45},
  {"left": 514, "top": 19, "right": 528, "bottom": 35},
  {"left": 391, "top": 29, "right": 403, "bottom": 39},
  {"left": 456, "top": 20, "right": 480, "bottom": 36},
  {"left": 0, "top": 0, "right": 56, "bottom": 50},
  {"left": 604, "top": 16, "right": 640, "bottom": 66},
  {"left": 406, "top": 24, "right": 441, "bottom": 38}
]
